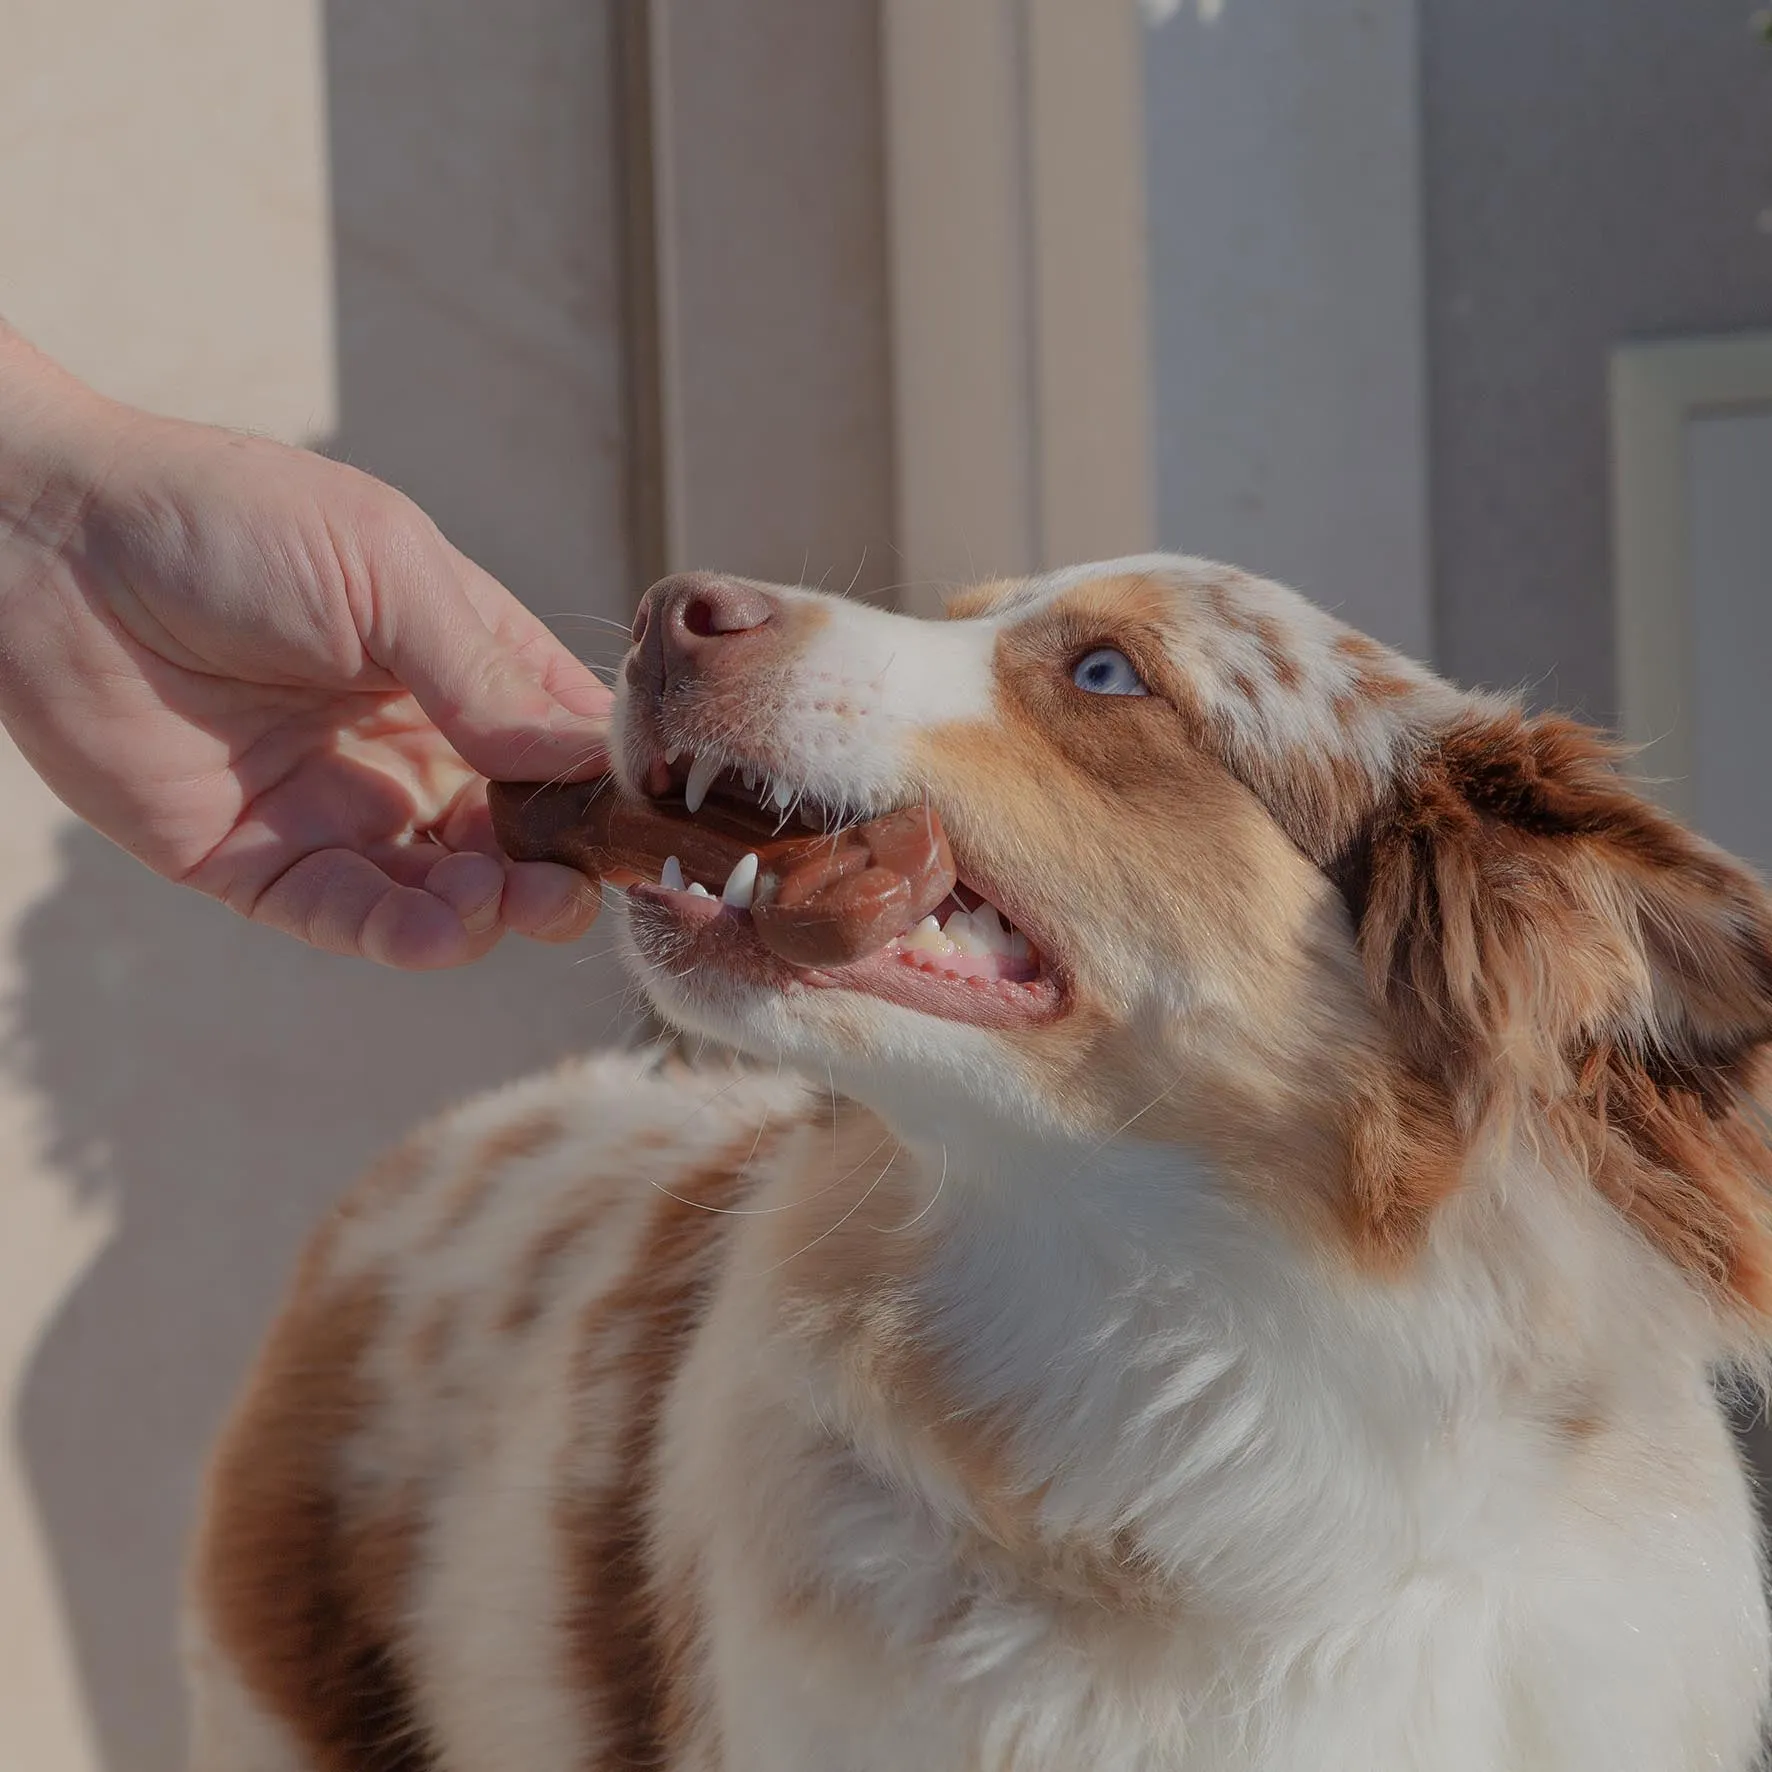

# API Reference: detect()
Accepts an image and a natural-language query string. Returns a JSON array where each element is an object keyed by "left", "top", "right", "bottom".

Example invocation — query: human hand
[{"left": 0, "top": 331, "right": 612, "bottom": 967}]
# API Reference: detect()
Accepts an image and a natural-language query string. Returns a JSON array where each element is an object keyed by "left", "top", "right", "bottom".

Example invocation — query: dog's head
[{"left": 607, "top": 557, "right": 1772, "bottom": 1314}]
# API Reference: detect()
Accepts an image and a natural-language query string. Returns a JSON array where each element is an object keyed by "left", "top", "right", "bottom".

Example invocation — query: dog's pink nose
[{"left": 629, "top": 572, "right": 775, "bottom": 698}]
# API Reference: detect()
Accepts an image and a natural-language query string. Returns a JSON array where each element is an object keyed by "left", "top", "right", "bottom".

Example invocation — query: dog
[{"left": 185, "top": 557, "right": 1772, "bottom": 1770}]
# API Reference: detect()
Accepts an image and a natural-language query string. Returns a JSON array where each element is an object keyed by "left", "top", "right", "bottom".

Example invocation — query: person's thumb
[{"left": 371, "top": 550, "right": 613, "bottom": 787}]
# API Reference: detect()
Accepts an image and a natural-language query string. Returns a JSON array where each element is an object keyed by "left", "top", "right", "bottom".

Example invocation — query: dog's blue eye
[{"left": 1071, "top": 647, "right": 1148, "bottom": 697}]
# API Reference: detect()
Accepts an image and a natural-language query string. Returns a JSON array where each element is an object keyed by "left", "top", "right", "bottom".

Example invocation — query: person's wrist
[{"left": 0, "top": 324, "right": 138, "bottom": 592}]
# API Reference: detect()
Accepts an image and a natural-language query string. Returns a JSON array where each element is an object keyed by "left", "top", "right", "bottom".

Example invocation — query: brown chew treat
[
  {"left": 488, "top": 778, "right": 956, "bottom": 967},
  {"left": 753, "top": 805, "right": 951, "bottom": 967}
]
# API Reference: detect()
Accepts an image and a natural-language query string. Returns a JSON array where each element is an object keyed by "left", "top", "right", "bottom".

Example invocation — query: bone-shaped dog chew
[{"left": 487, "top": 778, "right": 957, "bottom": 968}]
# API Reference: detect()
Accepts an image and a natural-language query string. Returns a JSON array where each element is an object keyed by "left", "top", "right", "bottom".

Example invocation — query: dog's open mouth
[{"left": 488, "top": 761, "right": 1061, "bottom": 1024}]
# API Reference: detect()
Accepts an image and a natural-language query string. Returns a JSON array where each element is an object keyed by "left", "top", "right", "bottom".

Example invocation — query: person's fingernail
[
  {"left": 534, "top": 884, "right": 599, "bottom": 938},
  {"left": 460, "top": 892, "right": 500, "bottom": 935},
  {"left": 427, "top": 854, "right": 504, "bottom": 933}
]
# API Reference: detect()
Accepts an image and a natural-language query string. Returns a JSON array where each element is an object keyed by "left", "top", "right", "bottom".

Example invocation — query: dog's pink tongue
[{"left": 488, "top": 778, "right": 956, "bottom": 968}]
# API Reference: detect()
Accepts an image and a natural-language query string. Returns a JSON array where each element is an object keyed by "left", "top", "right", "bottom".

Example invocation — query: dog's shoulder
[
  {"left": 186, "top": 1048, "right": 817, "bottom": 1767},
  {"left": 295, "top": 1046, "right": 805, "bottom": 1290}
]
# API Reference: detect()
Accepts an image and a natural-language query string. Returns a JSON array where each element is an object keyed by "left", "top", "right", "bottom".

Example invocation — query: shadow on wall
[
  {"left": 9, "top": 4, "right": 639, "bottom": 1767},
  {"left": 11, "top": 830, "right": 638, "bottom": 1772}
]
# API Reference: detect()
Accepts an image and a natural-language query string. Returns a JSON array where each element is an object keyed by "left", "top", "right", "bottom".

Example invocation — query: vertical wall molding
[
  {"left": 614, "top": 0, "right": 898, "bottom": 605},
  {"left": 881, "top": 0, "right": 1157, "bottom": 611},
  {"left": 1023, "top": 0, "right": 1157, "bottom": 572},
  {"left": 623, "top": 1, "right": 1156, "bottom": 614},
  {"left": 612, "top": 0, "right": 671, "bottom": 590},
  {"left": 880, "top": 0, "right": 1039, "bottom": 608}
]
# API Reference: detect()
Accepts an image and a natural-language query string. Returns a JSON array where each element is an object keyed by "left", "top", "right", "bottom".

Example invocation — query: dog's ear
[{"left": 1339, "top": 708, "right": 1772, "bottom": 1313}]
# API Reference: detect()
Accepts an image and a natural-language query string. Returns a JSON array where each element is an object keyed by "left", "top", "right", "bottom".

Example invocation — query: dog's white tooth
[
  {"left": 660, "top": 855, "right": 686, "bottom": 891},
  {"left": 684, "top": 752, "right": 720, "bottom": 814},
  {"left": 771, "top": 778, "right": 794, "bottom": 812},
  {"left": 665, "top": 744, "right": 682, "bottom": 765},
  {"left": 946, "top": 911, "right": 988, "bottom": 957},
  {"left": 686, "top": 881, "right": 712, "bottom": 898},
  {"left": 722, "top": 851, "right": 759, "bottom": 911},
  {"left": 902, "top": 916, "right": 953, "bottom": 956},
  {"left": 963, "top": 914, "right": 1006, "bottom": 956}
]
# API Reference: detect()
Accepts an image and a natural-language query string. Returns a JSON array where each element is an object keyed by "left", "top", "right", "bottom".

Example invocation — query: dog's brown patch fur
[
  {"left": 1341, "top": 711, "right": 1772, "bottom": 1313},
  {"left": 194, "top": 1266, "right": 430, "bottom": 1771},
  {"left": 559, "top": 1136, "right": 769, "bottom": 1765},
  {"left": 428, "top": 1110, "right": 566, "bottom": 1244},
  {"left": 498, "top": 1195, "right": 614, "bottom": 1336}
]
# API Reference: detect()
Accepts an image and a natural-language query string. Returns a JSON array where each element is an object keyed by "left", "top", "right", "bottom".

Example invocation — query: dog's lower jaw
[{"left": 650, "top": 1115, "right": 1770, "bottom": 1772}]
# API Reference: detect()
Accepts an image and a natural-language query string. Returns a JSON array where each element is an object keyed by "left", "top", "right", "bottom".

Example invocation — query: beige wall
[
  {"left": 0, "top": 1, "right": 337, "bottom": 440},
  {"left": 0, "top": 6, "right": 637, "bottom": 1768}
]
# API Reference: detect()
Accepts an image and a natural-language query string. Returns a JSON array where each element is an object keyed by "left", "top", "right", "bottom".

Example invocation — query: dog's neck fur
[{"left": 719, "top": 1081, "right": 1722, "bottom": 1646}]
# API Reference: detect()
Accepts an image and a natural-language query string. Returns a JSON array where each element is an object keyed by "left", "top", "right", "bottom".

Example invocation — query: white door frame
[{"left": 1611, "top": 332, "right": 1772, "bottom": 818}]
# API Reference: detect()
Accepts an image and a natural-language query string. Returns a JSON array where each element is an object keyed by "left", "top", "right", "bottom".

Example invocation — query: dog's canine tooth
[
  {"left": 771, "top": 778, "right": 794, "bottom": 812},
  {"left": 665, "top": 744, "right": 683, "bottom": 765},
  {"left": 684, "top": 752, "right": 720, "bottom": 815},
  {"left": 722, "top": 852, "right": 760, "bottom": 911},
  {"left": 661, "top": 855, "right": 686, "bottom": 892}
]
